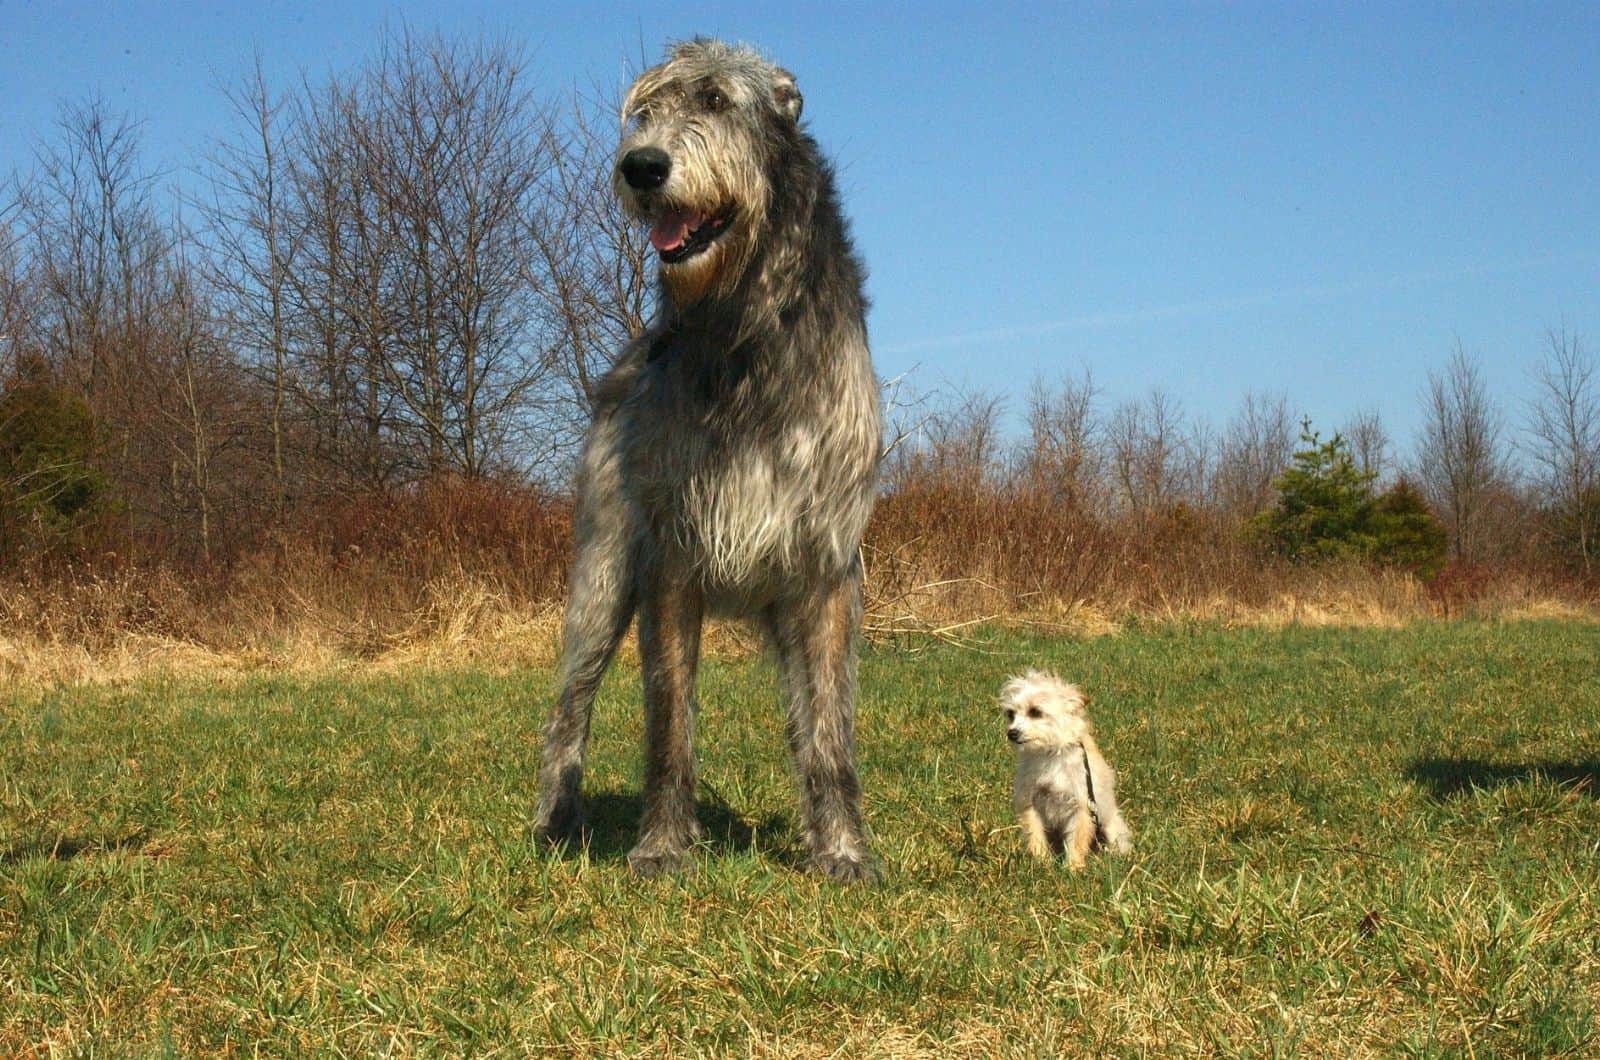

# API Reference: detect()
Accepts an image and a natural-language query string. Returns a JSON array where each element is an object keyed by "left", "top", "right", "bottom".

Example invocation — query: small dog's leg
[
  {"left": 1018, "top": 805, "right": 1053, "bottom": 859},
  {"left": 768, "top": 565, "right": 876, "bottom": 882},
  {"left": 1082, "top": 732, "right": 1133, "bottom": 856},
  {"left": 1065, "top": 801, "right": 1095, "bottom": 870},
  {"left": 629, "top": 551, "right": 705, "bottom": 877}
]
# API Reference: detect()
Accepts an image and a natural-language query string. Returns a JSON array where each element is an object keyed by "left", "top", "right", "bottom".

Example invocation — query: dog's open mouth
[{"left": 650, "top": 208, "right": 734, "bottom": 264}]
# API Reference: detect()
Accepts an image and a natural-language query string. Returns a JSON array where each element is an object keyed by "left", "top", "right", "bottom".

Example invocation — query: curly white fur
[{"left": 1000, "top": 670, "right": 1133, "bottom": 867}]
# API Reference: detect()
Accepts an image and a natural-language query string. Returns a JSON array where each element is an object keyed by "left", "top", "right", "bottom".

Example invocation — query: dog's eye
[
  {"left": 1003, "top": 709, "right": 1015, "bottom": 720},
  {"left": 1027, "top": 708, "right": 1042, "bottom": 719},
  {"left": 702, "top": 88, "right": 729, "bottom": 112}
]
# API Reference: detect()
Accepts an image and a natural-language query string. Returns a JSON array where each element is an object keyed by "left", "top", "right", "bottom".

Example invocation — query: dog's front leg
[
  {"left": 629, "top": 548, "right": 705, "bottom": 877},
  {"left": 769, "top": 563, "right": 877, "bottom": 882},
  {"left": 533, "top": 412, "right": 639, "bottom": 846},
  {"left": 1063, "top": 800, "right": 1096, "bottom": 870},
  {"left": 1018, "top": 805, "right": 1054, "bottom": 859}
]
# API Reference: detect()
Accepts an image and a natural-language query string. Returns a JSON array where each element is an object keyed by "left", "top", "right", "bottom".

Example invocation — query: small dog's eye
[
  {"left": 1003, "top": 709, "right": 1015, "bottom": 720},
  {"left": 702, "top": 88, "right": 728, "bottom": 112},
  {"left": 1027, "top": 707, "right": 1042, "bottom": 719}
]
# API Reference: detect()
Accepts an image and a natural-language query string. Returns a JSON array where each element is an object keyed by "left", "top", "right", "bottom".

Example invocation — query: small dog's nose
[
  {"left": 619, "top": 147, "right": 671, "bottom": 190},
  {"left": 1007, "top": 729, "right": 1022, "bottom": 744}
]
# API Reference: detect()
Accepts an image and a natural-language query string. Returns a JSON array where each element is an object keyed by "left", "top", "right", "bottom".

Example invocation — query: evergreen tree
[
  {"left": 1253, "top": 421, "right": 1376, "bottom": 561},
  {"left": 1253, "top": 421, "right": 1447, "bottom": 577},
  {"left": 1370, "top": 477, "right": 1449, "bottom": 579},
  {"left": 0, "top": 355, "right": 112, "bottom": 555}
]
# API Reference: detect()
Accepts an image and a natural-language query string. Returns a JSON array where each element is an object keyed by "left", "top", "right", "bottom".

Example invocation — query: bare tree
[
  {"left": 1213, "top": 390, "right": 1294, "bottom": 520},
  {"left": 1108, "top": 387, "right": 1195, "bottom": 515},
  {"left": 23, "top": 100, "right": 170, "bottom": 418},
  {"left": 1416, "top": 342, "right": 1509, "bottom": 562},
  {"left": 201, "top": 56, "right": 296, "bottom": 516},
  {"left": 204, "top": 30, "right": 586, "bottom": 489},
  {"left": 883, "top": 386, "right": 1006, "bottom": 493},
  {"left": 1022, "top": 367, "right": 1102, "bottom": 508},
  {"left": 1524, "top": 326, "right": 1599, "bottom": 574},
  {"left": 1342, "top": 406, "right": 1390, "bottom": 485},
  {"left": 353, "top": 31, "right": 554, "bottom": 478},
  {"left": 0, "top": 202, "right": 33, "bottom": 377},
  {"left": 19, "top": 100, "right": 178, "bottom": 543},
  {"left": 11, "top": 100, "right": 272, "bottom": 560}
]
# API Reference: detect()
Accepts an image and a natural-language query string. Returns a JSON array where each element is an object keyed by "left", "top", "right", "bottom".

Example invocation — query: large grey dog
[{"left": 532, "top": 39, "right": 882, "bottom": 881}]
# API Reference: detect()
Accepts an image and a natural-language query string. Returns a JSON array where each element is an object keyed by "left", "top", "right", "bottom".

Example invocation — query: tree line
[
  {"left": 1, "top": 30, "right": 646, "bottom": 568},
  {"left": 885, "top": 330, "right": 1597, "bottom": 583},
  {"left": 2, "top": 28, "right": 1596, "bottom": 592}
]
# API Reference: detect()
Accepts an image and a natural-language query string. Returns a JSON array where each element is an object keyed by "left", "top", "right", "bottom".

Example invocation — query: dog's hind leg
[
  {"left": 1083, "top": 733, "right": 1133, "bottom": 855},
  {"left": 768, "top": 562, "right": 876, "bottom": 882},
  {"left": 533, "top": 414, "right": 639, "bottom": 846},
  {"left": 629, "top": 549, "right": 705, "bottom": 877}
]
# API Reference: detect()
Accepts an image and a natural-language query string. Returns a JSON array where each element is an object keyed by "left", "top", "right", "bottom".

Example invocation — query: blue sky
[{"left": 4, "top": 2, "right": 1597, "bottom": 456}]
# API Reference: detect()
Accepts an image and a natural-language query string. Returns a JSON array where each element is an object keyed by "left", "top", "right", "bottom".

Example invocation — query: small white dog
[{"left": 1000, "top": 670, "right": 1133, "bottom": 867}]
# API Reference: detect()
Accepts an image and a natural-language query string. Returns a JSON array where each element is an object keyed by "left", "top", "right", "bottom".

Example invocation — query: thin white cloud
[{"left": 877, "top": 253, "right": 1598, "bottom": 356}]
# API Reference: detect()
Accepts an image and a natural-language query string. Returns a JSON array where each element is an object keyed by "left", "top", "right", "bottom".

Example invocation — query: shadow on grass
[
  {"left": 1407, "top": 757, "right": 1600, "bottom": 800},
  {"left": 557, "top": 786, "right": 797, "bottom": 865},
  {"left": 0, "top": 831, "right": 151, "bottom": 866}
]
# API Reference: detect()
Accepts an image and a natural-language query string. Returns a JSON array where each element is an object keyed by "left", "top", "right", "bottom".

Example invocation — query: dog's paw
[
  {"left": 807, "top": 851, "right": 881, "bottom": 884},
  {"left": 534, "top": 796, "right": 587, "bottom": 848},
  {"left": 626, "top": 845, "right": 692, "bottom": 878}
]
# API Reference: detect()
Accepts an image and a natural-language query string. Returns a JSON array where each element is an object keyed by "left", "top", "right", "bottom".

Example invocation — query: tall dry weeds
[{"left": 2, "top": 471, "right": 1595, "bottom": 685}]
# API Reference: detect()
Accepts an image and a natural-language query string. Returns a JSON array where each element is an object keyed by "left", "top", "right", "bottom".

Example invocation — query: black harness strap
[{"left": 1080, "top": 745, "right": 1103, "bottom": 838}]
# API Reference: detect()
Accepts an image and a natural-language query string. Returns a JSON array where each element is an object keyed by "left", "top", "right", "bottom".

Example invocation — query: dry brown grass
[{"left": 3, "top": 479, "right": 1594, "bottom": 686}]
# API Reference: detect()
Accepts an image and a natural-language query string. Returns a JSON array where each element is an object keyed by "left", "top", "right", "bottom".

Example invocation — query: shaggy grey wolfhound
[{"left": 533, "top": 40, "right": 882, "bottom": 881}]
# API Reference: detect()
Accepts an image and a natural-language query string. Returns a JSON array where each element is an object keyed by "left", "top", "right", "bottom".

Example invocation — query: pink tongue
[{"left": 650, "top": 212, "right": 693, "bottom": 253}]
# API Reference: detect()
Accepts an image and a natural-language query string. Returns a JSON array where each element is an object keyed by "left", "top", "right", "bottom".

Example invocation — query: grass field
[{"left": 2, "top": 620, "right": 1598, "bottom": 1055}]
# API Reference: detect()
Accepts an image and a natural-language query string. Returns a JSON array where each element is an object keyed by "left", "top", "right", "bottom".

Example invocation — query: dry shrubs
[{"left": 1, "top": 471, "right": 1595, "bottom": 684}]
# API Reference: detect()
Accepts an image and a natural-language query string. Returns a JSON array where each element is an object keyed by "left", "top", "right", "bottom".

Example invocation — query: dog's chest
[
  {"left": 1014, "top": 746, "right": 1088, "bottom": 806},
  {"left": 698, "top": 431, "right": 868, "bottom": 587},
  {"left": 628, "top": 390, "right": 866, "bottom": 588},
  {"left": 623, "top": 332, "right": 878, "bottom": 589}
]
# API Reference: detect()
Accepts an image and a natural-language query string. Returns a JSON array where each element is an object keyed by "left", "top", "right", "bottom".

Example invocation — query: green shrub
[
  {"left": 1252, "top": 423, "right": 1376, "bottom": 562},
  {"left": 0, "top": 356, "right": 113, "bottom": 557},
  {"left": 1370, "top": 478, "right": 1448, "bottom": 579},
  {"left": 1253, "top": 423, "right": 1447, "bottom": 579}
]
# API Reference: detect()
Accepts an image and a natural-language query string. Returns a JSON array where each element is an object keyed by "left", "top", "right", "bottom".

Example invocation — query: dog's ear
[
  {"left": 773, "top": 68, "right": 803, "bottom": 122},
  {"left": 998, "top": 674, "right": 1023, "bottom": 710}
]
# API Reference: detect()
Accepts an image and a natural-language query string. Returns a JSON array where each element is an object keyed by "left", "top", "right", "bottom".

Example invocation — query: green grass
[{"left": 3, "top": 620, "right": 1599, "bottom": 1056}]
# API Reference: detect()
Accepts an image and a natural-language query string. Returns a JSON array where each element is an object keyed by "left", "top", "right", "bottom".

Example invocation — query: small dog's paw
[
  {"left": 1102, "top": 823, "right": 1133, "bottom": 856},
  {"left": 626, "top": 845, "right": 692, "bottom": 878},
  {"left": 807, "top": 851, "right": 881, "bottom": 884}
]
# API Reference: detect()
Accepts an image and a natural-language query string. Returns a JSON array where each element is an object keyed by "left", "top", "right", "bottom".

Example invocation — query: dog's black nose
[
  {"left": 1007, "top": 730, "right": 1022, "bottom": 744},
  {"left": 619, "top": 147, "right": 671, "bottom": 190}
]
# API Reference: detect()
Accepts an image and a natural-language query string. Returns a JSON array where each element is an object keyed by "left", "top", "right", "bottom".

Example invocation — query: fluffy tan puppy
[{"left": 1000, "top": 670, "right": 1133, "bottom": 867}]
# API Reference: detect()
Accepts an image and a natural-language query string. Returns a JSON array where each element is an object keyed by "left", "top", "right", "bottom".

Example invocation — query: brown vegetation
[{"left": 2, "top": 29, "right": 1597, "bottom": 684}]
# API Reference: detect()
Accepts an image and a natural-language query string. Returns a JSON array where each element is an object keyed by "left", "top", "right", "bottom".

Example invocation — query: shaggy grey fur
[{"left": 532, "top": 39, "right": 882, "bottom": 881}]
